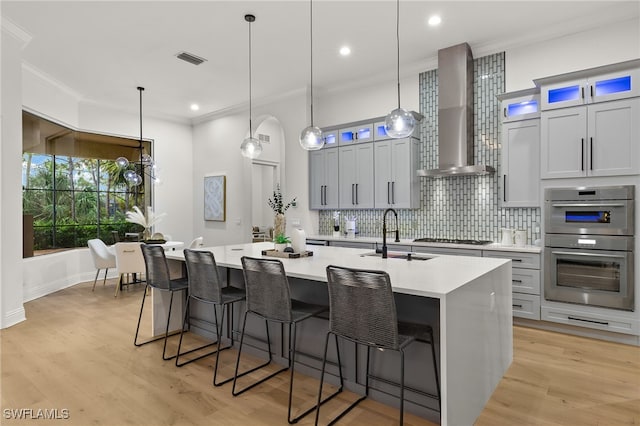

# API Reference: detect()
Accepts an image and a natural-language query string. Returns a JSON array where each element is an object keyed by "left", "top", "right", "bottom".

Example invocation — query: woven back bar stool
[
  {"left": 233, "top": 256, "right": 343, "bottom": 424},
  {"left": 134, "top": 244, "right": 189, "bottom": 360},
  {"left": 176, "top": 249, "right": 246, "bottom": 386},
  {"left": 316, "top": 265, "right": 441, "bottom": 425}
]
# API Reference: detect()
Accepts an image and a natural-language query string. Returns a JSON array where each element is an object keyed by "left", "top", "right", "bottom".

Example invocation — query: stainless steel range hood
[{"left": 418, "top": 43, "right": 495, "bottom": 177}]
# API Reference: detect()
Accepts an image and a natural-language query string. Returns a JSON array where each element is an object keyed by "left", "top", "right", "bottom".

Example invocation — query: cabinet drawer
[
  {"left": 541, "top": 306, "right": 639, "bottom": 335},
  {"left": 483, "top": 250, "right": 540, "bottom": 269},
  {"left": 412, "top": 246, "right": 481, "bottom": 257},
  {"left": 512, "top": 293, "right": 541, "bottom": 320},
  {"left": 512, "top": 268, "right": 540, "bottom": 295}
]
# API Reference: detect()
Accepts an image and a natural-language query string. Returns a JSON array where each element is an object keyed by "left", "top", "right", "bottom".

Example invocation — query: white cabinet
[
  {"left": 538, "top": 65, "right": 640, "bottom": 110},
  {"left": 483, "top": 250, "right": 541, "bottom": 320},
  {"left": 498, "top": 88, "right": 540, "bottom": 207},
  {"left": 374, "top": 137, "right": 420, "bottom": 209},
  {"left": 309, "top": 147, "right": 339, "bottom": 210},
  {"left": 339, "top": 123, "right": 374, "bottom": 145},
  {"left": 339, "top": 143, "right": 374, "bottom": 209},
  {"left": 541, "top": 98, "right": 640, "bottom": 178},
  {"left": 501, "top": 119, "right": 540, "bottom": 206}
]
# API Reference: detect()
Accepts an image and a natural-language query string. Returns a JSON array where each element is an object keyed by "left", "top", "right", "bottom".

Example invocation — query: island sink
[{"left": 361, "top": 251, "right": 433, "bottom": 261}]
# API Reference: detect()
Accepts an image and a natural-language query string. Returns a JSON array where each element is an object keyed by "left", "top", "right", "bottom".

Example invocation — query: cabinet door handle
[
  {"left": 590, "top": 137, "right": 593, "bottom": 170},
  {"left": 581, "top": 86, "right": 585, "bottom": 99},
  {"left": 503, "top": 107, "right": 507, "bottom": 118},
  {"left": 387, "top": 182, "right": 391, "bottom": 205},
  {"left": 392, "top": 181, "right": 395, "bottom": 204},
  {"left": 581, "top": 138, "right": 585, "bottom": 171},
  {"left": 351, "top": 184, "right": 355, "bottom": 205},
  {"left": 512, "top": 279, "right": 523, "bottom": 283},
  {"left": 354, "top": 132, "right": 358, "bottom": 140},
  {"left": 568, "top": 316, "right": 609, "bottom": 326},
  {"left": 590, "top": 85, "right": 594, "bottom": 98},
  {"left": 324, "top": 186, "right": 328, "bottom": 205},
  {"left": 512, "top": 304, "right": 523, "bottom": 309},
  {"left": 503, "top": 175, "right": 507, "bottom": 202},
  {"left": 355, "top": 183, "right": 359, "bottom": 205}
]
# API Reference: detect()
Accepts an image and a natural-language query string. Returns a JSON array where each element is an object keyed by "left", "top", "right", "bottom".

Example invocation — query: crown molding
[
  {"left": 1, "top": 17, "right": 32, "bottom": 48},
  {"left": 22, "top": 61, "right": 84, "bottom": 101}
]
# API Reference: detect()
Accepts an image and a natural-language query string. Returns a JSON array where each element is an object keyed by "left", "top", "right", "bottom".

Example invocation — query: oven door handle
[
  {"left": 551, "top": 250, "right": 627, "bottom": 259},
  {"left": 550, "top": 203, "right": 626, "bottom": 208}
]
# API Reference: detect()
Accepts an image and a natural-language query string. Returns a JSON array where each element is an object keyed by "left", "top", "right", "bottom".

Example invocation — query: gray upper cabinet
[
  {"left": 537, "top": 61, "right": 640, "bottom": 179},
  {"left": 339, "top": 143, "right": 374, "bottom": 209},
  {"left": 498, "top": 89, "right": 540, "bottom": 207},
  {"left": 541, "top": 98, "right": 639, "bottom": 178},
  {"left": 374, "top": 137, "right": 420, "bottom": 209},
  {"left": 309, "top": 147, "right": 339, "bottom": 210}
]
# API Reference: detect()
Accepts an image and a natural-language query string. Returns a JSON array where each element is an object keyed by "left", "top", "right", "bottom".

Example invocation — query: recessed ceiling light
[
  {"left": 190, "top": 104, "right": 200, "bottom": 111},
  {"left": 339, "top": 46, "right": 351, "bottom": 56},
  {"left": 428, "top": 15, "right": 441, "bottom": 26}
]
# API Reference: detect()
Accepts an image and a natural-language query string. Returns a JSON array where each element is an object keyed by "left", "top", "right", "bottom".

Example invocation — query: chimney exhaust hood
[{"left": 418, "top": 43, "right": 495, "bottom": 177}]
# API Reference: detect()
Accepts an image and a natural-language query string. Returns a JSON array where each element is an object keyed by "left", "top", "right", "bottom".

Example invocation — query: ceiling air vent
[{"left": 175, "top": 51, "right": 207, "bottom": 66}]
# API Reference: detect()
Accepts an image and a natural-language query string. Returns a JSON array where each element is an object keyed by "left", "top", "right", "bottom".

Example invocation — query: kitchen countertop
[{"left": 306, "top": 234, "right": 543, "bottom": 254}]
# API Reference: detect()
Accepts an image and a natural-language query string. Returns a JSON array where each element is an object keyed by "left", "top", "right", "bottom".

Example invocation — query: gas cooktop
[{"left": 413, "top": 237, "right": 493, "bottom": 246}]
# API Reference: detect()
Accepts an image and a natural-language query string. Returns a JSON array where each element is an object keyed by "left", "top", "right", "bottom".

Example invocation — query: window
[{"left": 22, "top": 111, "right": 151, "bottom": 255}]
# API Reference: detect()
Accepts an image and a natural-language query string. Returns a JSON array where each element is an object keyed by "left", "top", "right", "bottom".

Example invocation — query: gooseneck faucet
[{"left": 382, "top": 208, "right": 400, "bottom": 259}]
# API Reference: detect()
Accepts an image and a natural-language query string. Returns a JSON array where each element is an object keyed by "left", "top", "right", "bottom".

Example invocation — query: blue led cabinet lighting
[
  {"left": 507, "top": 100, "right": 539, "bottom": 117},
  {"left": 548, "top": 85, "right": 580, "bottom": 104},
  {"left": 357, "top": 128, "right": 371, "bottom": 139},
  {"left": 341, "top": 131, "right": 354, "bottom": 142},
  {"left": 595, "top": 76, "right": 631, "bottom": 96},
  {"left": 325, "top": 134, "right": 336, "bottom": 145},
  {"left": 376, "top": 125, "right": 388, "bottom": 138}
]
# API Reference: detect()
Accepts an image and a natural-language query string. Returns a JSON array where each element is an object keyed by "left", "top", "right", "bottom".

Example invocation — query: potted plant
[
  {"left": 273, "top": 233, "right": 291, "bottom": 252},
  {"left": 268, "top": 184, "right": 296, "bottom": 238}
]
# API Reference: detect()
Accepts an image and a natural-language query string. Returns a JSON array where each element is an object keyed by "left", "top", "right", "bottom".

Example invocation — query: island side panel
[{"left": 440, "top": 261, "right": 512, "bottom": 426}]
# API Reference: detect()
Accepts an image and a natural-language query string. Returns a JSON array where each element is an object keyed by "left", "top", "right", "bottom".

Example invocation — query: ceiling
[{"left": 3, "top": 1, "right": 639, "bottom": 122}]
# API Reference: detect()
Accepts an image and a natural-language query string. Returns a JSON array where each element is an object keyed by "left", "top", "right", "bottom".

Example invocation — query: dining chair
[
  {"left": 135, "top": 244, "right": 189, "bottom": 360},
  {"left": 233, "top": 256, "right": 341, "bottom": 424},
  {"left": 176, "top": 249, "right": 246, "bottom": 386},
  {"left": 188, "top": 237, "right": 204, "bottom": 249},
  {"left": 87, "top": 239, "right": 116, "bottom": 291},
  {"left": 113, "top": 242, "right": 147, "bottom": 297},
  {"left": 316, "top": 265, "right": 440, "bottom": 425}
]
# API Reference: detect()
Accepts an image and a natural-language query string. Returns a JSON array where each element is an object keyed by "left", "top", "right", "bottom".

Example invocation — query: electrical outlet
[
  {"left": 291, "top": 218, "right": 301, "bottom": 227},
  {"left": 235, "top": 218, "right": 241, "bottom": 225}
]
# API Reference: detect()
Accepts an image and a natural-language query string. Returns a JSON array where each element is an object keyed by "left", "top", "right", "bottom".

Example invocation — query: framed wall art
[{"left": 204, "top": 175, "right": 226, "bottom": 221}]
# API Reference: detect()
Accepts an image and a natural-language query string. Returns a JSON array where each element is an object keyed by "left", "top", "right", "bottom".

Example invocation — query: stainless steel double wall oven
[{"left": 544, "top": 185, "right": 635, "bottom": 311}]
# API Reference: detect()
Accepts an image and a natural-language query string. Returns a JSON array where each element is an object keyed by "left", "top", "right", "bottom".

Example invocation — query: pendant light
[
  {"left": 299, "top": 0, "right": 324, "bottom": 151},
  {"left": 116, "top": 86, "right": 154, "bottom": 186},
  {"left": 384, "top": 0, "right": 415, "bottom": 139},
  {"left": 240, "top": 14, "right": 263, "bottom": 159}
]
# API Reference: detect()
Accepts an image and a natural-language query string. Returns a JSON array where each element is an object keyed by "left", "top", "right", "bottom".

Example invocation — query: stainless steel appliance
[{"left": 544, "top": 185, "right": 635, "bottom": 311}]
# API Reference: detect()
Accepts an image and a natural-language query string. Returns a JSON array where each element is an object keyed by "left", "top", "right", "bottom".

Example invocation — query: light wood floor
[{"left": 1, "top": 279, "right": 639, "bottom": 426}]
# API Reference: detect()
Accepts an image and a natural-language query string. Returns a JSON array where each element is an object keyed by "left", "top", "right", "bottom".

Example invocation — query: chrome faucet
[{"left": 382, "top": 208, "right": 400, "bottom": 259}]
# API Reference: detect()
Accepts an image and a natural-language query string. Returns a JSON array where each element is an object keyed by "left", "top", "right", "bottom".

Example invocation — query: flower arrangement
[
  {"left": 125, "top": 206, "right": 166, "bottom": 237},
  {"left": 267, "top": 184, "right": 296, "bottom": 215}
]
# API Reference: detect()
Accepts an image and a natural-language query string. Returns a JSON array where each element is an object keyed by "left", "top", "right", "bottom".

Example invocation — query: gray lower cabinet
[
  {"left": 482, "top": 250, "right": 541, "bottom": 320},
  {"left": 412, "top": 246, "right": 482, "bottom": 257},
  {"left": 329, "top": 240, "right": 375, "bottom": 249}
]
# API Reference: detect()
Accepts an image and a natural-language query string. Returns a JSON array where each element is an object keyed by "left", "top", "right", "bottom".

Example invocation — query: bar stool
[
  {"left": 316, "top": 265, "right": 441, "bottom": 425},
  {"left": 233, "top": 256, "right": 343, "bottom": 424},
  {"left": 176, "top": 249, "right": 246, "bottom": 387},
  {"left": 134, "top": 244, "right": 189, "bottom": 360}
]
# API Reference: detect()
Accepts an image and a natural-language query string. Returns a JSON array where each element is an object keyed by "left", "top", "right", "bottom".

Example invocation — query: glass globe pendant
[
  {"left": 115, "top": 157, "right": 130, "bottom": 168},
  {"left": 299, "top": 0, "right": 324, "bottom": 151},
  {"left": 384, "top": 0, "right": 416, "bottom": 139},
  {"left": 240, "top": 136, "right": 262, "bottom": 159},
  {"left": 299, "top": 125, "right": 323, "bottom": 150},
  {"left": 384, "top": 107, "right": 416, "bottom": 138}
]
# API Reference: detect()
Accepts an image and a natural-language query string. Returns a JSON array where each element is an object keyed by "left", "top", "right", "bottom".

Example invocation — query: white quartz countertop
[
  {"left": 166, "top": 241, "right": 511, "bottom": 299},
  {"left": 306, "top": 234, "right": 542, "bottom": 253}
]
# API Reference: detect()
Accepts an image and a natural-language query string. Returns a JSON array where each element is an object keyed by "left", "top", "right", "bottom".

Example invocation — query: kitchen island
[{"left": 165, "top": 241, "right": 512, "bottom": 426}]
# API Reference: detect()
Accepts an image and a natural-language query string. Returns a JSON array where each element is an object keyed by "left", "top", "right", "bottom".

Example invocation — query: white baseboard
[{"left": 2, "top": 306, "right": 26, "bottom": 328}]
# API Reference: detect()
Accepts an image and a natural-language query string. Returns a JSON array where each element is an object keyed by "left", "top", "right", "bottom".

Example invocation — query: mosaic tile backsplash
[{"left": 319, "top": 52, "right": 541, "bottom": 245}]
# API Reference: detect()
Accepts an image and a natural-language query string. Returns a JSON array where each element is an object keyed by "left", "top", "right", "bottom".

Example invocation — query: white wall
[
  {"left": 22, "top": 64, "right": 80, "bottom": 128},
  {"left": 505, "top": 18, "right": 640, "bottom": 92},
  {"left": 1, "top": 24, "right": 27, "bottom": 328}
]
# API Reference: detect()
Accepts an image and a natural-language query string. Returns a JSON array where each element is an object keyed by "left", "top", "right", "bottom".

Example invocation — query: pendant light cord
[
  {"left": 395, "top": 0, "right": 401, "bottom": 109},
  {"left": 138, "top": 86, "right": 144, "bottom": 165},
  {"left": 248, "top": 19, "right": 253, "bottom": 138},
  {"left": 309, "top": 0, "right": 314, "bottom": 127}
]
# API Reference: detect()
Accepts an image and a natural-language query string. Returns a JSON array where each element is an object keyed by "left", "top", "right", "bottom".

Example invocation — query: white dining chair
[
  {"left": 188, "top": 237, "right": 204, "bottom": 249},
  {"left": 88, "top": 239, "right": 117, "bottom": 291},
  {"left": 114, "top": 242, "right": 146, "bottom": 297}
]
